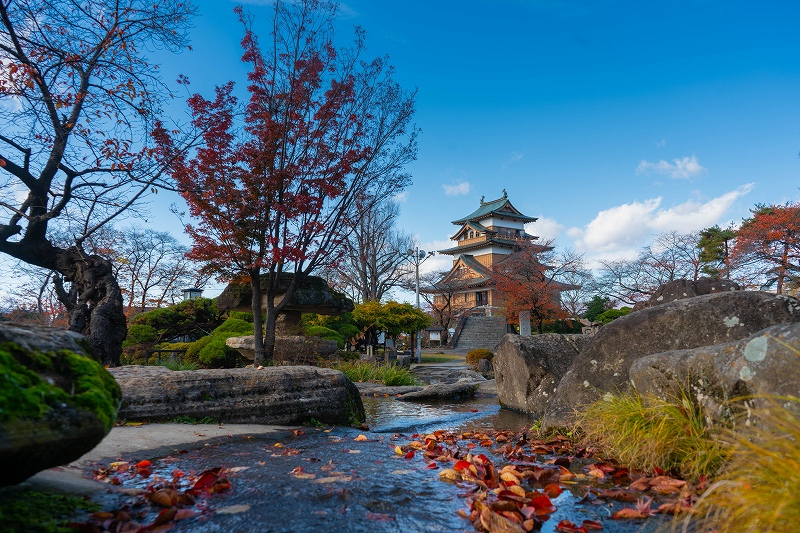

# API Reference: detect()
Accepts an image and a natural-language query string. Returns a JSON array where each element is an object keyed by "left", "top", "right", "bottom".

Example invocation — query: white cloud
[
  {"left": 655, "top": 139, "right": 666, "bottom": 148},
  {"left": 568, "top": 183, "right": 754, "bottom": 258},
  {"left": 502, "top": 151, "right": 524, "bottom": 170},
  {"left": 392, "top": 190, "right": 408, "bottom": 202},
  {"left": 442, "top": 182, "right": 471, "bottom": 196},
  {"left": 636, "top": 155, "right": 705, "bottom": 179},
  {"left": 418, "top": 238, "right": 456, "bottom": 276},
  {"left": 525, "top": 216, "right": 564, "bottom": 241}
]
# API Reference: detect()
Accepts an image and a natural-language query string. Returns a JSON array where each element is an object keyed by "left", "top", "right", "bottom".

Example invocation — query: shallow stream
[{"left": 91, "top": 393, "right": 665, "bottom": 533}]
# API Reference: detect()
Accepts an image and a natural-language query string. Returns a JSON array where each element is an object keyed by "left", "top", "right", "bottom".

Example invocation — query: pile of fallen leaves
[
  {"left": 73, "top": 459, "right": 233, "bottom": 532},
  {"left": 388, "top": 428, "right": 697, "bottom": 533}
]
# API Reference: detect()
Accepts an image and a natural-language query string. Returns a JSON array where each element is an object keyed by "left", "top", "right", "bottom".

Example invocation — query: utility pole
[{"left": 407, "top": 246, "right": 434, "bottom": 363}]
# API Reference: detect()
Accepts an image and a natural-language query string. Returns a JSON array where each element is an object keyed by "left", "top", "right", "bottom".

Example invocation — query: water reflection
[{"left": 364, "top": 395, "right": 536, "bottom": 434}]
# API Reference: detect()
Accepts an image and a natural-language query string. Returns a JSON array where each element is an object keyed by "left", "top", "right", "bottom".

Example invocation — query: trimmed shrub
[
  {"left": 197, "top": 336, "right": 241, "bottom": 368},
  {"left": 123, "top": 324, "right": 157, "bottom": 346},
  {"left": 185, "top": 335, "right": 213, "bottom": 363},
  {"left": 228, "top": 311, "right": 253, "bottom": 322},
  {"left": 182, "top": 317, "right": 253, "bottom": 368},
  {"left": 213, "top": 317, "right": 253, "bottom": 335},
  {"left": 332, "top": 323, "right": 360, "bottom": 342},
  {"left": 156, "top": 341, "right": 192, "bottom": 351},
  {"left": 466, "top": 348, "right": 493, "bottom": 367},
  {"left": 595, "top": 307, "right": 631, "bottom": 324},
  {"left": 305, "top": 325, "right": 344, "bottom": 349}
]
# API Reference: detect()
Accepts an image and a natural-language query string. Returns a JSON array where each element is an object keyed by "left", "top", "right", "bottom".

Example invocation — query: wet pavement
[
  {"left": 19, "top": 359, "right": 669, "bottom": 532},
  {"left": 61, "top": 396, "right": 665, "bottom": 533}
]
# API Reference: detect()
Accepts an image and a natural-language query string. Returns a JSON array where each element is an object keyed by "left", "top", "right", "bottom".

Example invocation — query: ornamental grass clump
[
  {"left": 375, "top": 364, "right": 417, "bottom": 386},
  {"left": 678, "top": 396, "right": 800, "bottom": 533},
  {"left": 334, "top": 361, "right": 376, "bottom": 382},
  {"left": 333, "top": 361, "right": 417, "bottom": 386},
  {"left": 577, "top": 388, "right": 729, "bottom": 481}
]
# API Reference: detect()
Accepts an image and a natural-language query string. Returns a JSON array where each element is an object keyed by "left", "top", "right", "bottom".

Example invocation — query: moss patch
[
  {"left": 0, "top": 342, "right": 121, "bottom": 432},
  {"left": 0, "top": 487, "right": 99, "bottom": 533}
]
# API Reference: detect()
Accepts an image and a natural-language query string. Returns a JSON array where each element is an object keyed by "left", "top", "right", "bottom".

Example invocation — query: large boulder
[
  {"left": 632, "top": 277, "right": 740, "bottom": 311},
  {"left": 111, "top": 365, "right": 364, "bottom": 426},
  {"left": 494, "top": 333, "right": 591, "bottom": 416},
  {"left": 629, "top": 322, "right": 800, "bottom": 425},
  {"left": 226, "top": 335, "right": 338, "bottom": 365},
  {"left": 542, "top": 291, "right": 800, "bottom": 429},
  {"left": 0, "top": 323, "right": 121, "bottom": 486}
]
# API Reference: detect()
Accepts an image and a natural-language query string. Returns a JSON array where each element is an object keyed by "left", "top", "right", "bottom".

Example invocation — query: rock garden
[{"left": 1, "top": 280, "right": 799, "bottom": 533}]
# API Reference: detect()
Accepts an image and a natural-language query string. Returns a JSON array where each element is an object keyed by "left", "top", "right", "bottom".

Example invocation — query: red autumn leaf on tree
[
  {"left": 731, "top": 202, "right": 800, "bottom": 294},
  {"left": 153, "top": 0, "right": 417, "bottom": 365},
  {"left": 490, "top": 242, "right": 580, "bottom": 333}
]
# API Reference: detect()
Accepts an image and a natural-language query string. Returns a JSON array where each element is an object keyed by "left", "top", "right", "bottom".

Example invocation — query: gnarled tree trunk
[{"left": 52, "top": 247, "right": 127, "bottom": 366}]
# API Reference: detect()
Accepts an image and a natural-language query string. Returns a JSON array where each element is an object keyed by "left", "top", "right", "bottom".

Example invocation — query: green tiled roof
[{"left": 452, "top": 195, "right": 537, "bottom": 224}]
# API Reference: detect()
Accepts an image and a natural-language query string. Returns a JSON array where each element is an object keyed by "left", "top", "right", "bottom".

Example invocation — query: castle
[{"left": 434, "top": 190, "right": 547, "bottom": 316}]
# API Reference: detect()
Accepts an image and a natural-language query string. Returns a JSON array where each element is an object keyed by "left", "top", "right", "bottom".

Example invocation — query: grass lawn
[{"left": 420, "top": 353, "right": 465, "bottom": 364}]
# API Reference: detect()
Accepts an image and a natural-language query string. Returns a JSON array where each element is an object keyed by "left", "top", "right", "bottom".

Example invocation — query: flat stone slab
[
  {"left": 396, "top": 382, "right": 479, "bottom": 402},
  {"left": 110, "top": 365, "right": 364, "bottom": 426},
  {"left": 411, "top": 365, "right": 487, "bottom": 384},
  {"left": 354, "top": 382, "right": 424, "bottom": 396}
]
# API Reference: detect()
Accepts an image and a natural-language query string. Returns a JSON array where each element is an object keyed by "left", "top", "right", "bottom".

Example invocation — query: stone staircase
[{"left": 453, "top": 315, "right": 507, "bottom": 351}]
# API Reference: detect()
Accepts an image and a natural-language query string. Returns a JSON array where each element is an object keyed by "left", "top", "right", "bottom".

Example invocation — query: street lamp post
[{"left": 407, "top": 246, "right": 434, "bottom": 363}]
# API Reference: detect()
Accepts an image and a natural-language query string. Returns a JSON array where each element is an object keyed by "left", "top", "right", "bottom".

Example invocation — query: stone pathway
[{"left": 20, "top": 352, "right": 495, "bottom": 499}]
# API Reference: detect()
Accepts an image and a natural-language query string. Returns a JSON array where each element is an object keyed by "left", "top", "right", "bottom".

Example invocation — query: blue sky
[{"left": 155, "top": 0, "right": 800, "bottom": 292}]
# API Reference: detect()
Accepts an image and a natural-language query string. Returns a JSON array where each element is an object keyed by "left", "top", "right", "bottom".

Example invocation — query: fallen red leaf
[
  {"left": 189, "top": 467, "right": 230, "bottom": 493},
  {"left": 611, "top": 508, "right": 648, "bottom": 520},
  {"left": 530, "top": 493, "right": 556, "bottom": 515},
  {"left": 544, "top": 483, "right": 563, "bottom": 497},
  {"left": 555, "top": 520, "right": 589, "bottom": 533},
  {"left": 454, "top": 460, "right": 472, "bottom": 471},
  {"left": 582, "top": 519, "right": 603, "bottom": 530},
  {"left": 174, "top": 509, "right": 198, "bottom": 521},
  {"left": 365, "top": 512, "right": 394, "bottom": 522}
]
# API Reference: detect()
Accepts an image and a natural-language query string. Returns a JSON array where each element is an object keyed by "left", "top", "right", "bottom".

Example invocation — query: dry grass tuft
[
  {"left": 577, "top": 388, "right": 729, "bottom": 481},
  {"left": 676, "top": 396, "right": 800, "bottom": 533}
]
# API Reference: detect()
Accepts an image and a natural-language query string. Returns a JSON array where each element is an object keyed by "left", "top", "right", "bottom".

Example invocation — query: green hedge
[{"left": 305, "top": 325, "right": 344, "bottom": 349}]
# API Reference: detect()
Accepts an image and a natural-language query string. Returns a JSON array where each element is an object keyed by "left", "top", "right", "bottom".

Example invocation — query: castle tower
[{"left": 434, "top": 190, "right": 546, "bottom": 313}]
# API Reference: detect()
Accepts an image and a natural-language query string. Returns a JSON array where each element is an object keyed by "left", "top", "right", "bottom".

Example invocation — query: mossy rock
[{"left": 0, "top": 323, "right": 121, "bottom": 486}]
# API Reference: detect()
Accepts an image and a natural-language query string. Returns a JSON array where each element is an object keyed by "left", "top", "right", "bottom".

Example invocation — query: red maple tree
[
  {"left": 155, "top": 1, "right": 417, "bottom": 363},
  {"left": 490, "top": 242, "right": 580, "bottom": 333},
  {"left": 731, "top": 203, "right": 800, "bottom": 294}
]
